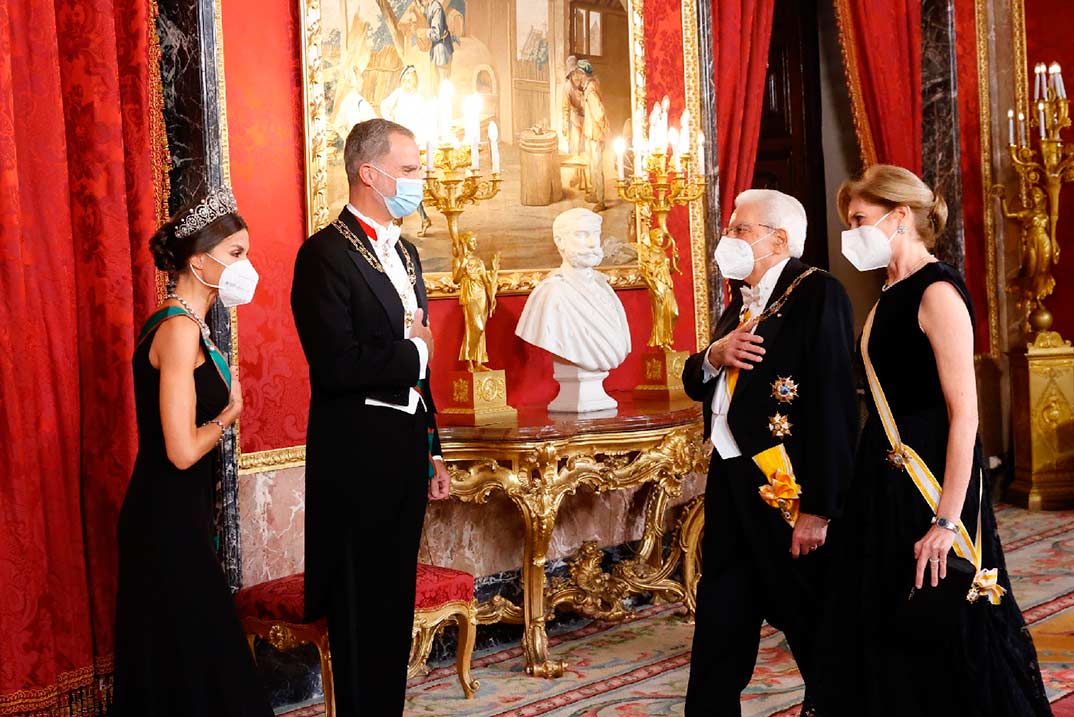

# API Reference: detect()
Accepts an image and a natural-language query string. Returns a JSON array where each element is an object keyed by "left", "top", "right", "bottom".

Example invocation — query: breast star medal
[
  {"left": 771, "top": 376, "right": 799, "bottom": 404},
  {"left": 768, "top": 412, "right": 793, "bottom": 439}
]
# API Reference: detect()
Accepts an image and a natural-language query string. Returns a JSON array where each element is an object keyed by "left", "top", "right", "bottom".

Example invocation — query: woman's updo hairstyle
[
  {"left": 149, "top": 186, "right": 247, "bottom": 281},
  {"left": 836, "top": 164, "right": 948, "bottom": 249}
]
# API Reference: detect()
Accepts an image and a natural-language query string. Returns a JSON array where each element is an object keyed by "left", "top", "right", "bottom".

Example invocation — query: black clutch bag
[{"left": 894, "top": 553, "right": 976, "bottom": 638}]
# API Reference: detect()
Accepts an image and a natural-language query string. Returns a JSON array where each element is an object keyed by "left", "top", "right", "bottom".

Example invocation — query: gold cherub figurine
[
  {"left": 997, "top": 185, "right": 1059, "bottom": 328},
  {"left": 636, "top": 223, "right": 681, "bottom": 352},
  {"left": 453, "top": 231, "right": 501, "bottom": 372}
]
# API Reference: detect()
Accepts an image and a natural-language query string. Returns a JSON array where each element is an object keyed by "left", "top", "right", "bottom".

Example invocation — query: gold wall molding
[
  {"left": 976, "top": 0, "right": 1003, "bottom": 358},
  {"left": 238, "top": 445, "right": 307, "bottom": 474},
  {"left": 681, "top": 0, "right": 711, "bottom": 351}
]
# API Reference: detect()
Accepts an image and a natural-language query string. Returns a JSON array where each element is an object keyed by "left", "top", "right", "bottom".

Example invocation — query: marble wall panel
[
  {"left": 239, "top": 466, "right": 307, "bottom": 587},
  {"left": 922, "top": 0, "right": 967, "bottom": 270},
  {"left": 239, "top": 467, "right": 707, "bottom": 586}
]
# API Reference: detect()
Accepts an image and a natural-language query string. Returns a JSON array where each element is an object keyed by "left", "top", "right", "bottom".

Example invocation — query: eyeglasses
[{"left": 721, "top": 223, "right": 776, "bottom": 238}]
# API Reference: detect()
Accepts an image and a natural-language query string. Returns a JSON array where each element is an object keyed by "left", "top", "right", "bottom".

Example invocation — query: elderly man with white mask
[
  {"left": 682, "top": 189, "right": 858, "bottom": 716},
  {"left": 516, "top": 207, "right": 630, "bottom": 412}
]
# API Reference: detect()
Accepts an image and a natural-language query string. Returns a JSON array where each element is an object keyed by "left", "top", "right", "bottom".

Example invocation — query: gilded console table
[{"left": 440, "top": 393, "right": 708, "bottom": 678}]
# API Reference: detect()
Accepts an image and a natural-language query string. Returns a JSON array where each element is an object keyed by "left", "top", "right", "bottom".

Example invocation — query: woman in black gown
[
  {"left": 112, "top": 187, "right": 272, "bottom": 716},
  {"left": 815, "top": 165, "right": 1051, "bottom": 716}
]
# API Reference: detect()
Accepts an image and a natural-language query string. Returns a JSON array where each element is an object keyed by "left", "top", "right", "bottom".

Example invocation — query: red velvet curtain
[
  {"left": 0, "top": 0, "right": 167, "bottom": 713},
  {"left": 835, "top": 0, "right": 922, "bottom": 172},
  {"left": 714, "top": 0, "right": 776, "bottom": 227}
]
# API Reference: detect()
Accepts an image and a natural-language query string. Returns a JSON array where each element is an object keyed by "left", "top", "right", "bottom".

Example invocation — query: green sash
[{"left": 138, "top": 307, "right": 232, "bottom": 391}]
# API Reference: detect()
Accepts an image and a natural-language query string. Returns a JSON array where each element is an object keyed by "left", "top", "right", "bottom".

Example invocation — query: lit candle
[
  {"left": 1008, "top": 109, "right": 1015, "bottom": 146},
  {"left": 1035, "top": 63, "right": 1044, "bottom": 101},
  {"left": 697, "top": 132, "right": 705, "bottom": 173},
  {"left": 488, "top": 121, "right": 500, "bottom": 174},
  {"left": 1018, "top": 112, "right": 1027, "bottom": 146},
  {"left": 426, "top": 138, "right": 434, "bottom": 172},
  {"left": 1039, "top": 100, "right": 1047, "bottom": 138},
  {"left": 1052, "top": 61, "right": 1067, "bottom": 99},
  {"left": 614, "top": 137, "right": 626, "bottom": 181}
]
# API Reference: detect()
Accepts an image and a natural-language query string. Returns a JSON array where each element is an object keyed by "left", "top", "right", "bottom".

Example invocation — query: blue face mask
[{"left": 370, "top": 165, "right": 424, "bottom": 219}]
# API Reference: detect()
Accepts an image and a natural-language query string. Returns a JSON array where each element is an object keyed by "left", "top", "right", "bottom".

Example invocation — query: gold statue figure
[
  {"left": 454, "top": 231, "right": 501, "bottom": 372},
  {"left": 637, "top": 224, "right": 681, "bottom": 352},
  {"left": 998, "top": 185, "right": 1059, "bottom": 328}
]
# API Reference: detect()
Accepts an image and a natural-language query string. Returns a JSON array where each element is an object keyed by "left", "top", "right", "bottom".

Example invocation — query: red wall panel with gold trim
[{"left": 222, "top": 0, "right": 701, "bottom": 455}]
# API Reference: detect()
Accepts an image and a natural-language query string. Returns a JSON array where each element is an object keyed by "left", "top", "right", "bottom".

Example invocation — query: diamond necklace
[
  {"left": 882, "top": 254, "right": 933, "bottom": 292},
  {"left": 166, "top": 293, "right": 213, "bottom": 345}
]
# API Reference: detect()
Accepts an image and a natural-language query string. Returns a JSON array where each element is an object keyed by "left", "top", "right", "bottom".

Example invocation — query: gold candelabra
[
  {"left": 999, "top": 61, "right": 1072, "bottom": 336},
  {"left": 999, "top": 61, "right": 1074, "bottom": 512},
  {"left": 615, "top": 105, "right": 706, "bottom": 398},
  {"left": 421, "top": 143, "right": 502, "bottom": 251},
  {"left": 618, "top": 147, "right": 706, "bottom": 348},
  {"left": 421, "top": 140, "right": 515, "bottom": 422}
]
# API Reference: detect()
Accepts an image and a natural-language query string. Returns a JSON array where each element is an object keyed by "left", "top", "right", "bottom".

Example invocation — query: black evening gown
[
  {"left": 112, "top": 311, "right": 272, "bottom": 717},
  {"left": 814, "top": 263, "right": 1051, "bottom": 716}
]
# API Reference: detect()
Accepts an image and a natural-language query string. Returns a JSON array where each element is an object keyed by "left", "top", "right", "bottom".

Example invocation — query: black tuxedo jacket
[
  {"left": 291, "top": 208, "right": 441, "bottom": 617},
  {"left": 682, "top": 258, "right": 857, "bottom": 519}
]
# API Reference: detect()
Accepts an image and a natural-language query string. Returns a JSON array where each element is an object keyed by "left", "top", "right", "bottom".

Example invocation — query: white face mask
[
  {"left": 841, "top": 209, "right": 898, "bottom": 272},
  {"left": 191, "top": 252, "right": 260, "bottom": 307},
  {"left": 713, "top": 230, "right": 774, "bottom": 281}
]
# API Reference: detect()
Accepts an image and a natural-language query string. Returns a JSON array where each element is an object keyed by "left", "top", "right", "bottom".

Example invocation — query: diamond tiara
[{"left": 173, "top": 186, "right": 239, "bottom": 239}]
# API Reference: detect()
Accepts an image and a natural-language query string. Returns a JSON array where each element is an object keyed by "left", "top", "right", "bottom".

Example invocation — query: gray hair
[
  {"left": 733, "top": 188, "right": 807, "bottom": 258},
  {"left": 343, "top": 118, "right": 414, "bottom": 185}
]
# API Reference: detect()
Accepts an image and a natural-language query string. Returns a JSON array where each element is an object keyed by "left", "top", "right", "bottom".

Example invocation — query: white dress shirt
[
  {"left": 702, "top": 257, "right": 790, "bottom": 458},
  {"left": 347, "top": 204, "right": 429, "bottom": 415}
]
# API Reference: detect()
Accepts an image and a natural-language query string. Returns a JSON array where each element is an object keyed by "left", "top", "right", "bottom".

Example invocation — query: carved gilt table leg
[{"left": 513, "top": 444, "right": 570, "bottom": 677}]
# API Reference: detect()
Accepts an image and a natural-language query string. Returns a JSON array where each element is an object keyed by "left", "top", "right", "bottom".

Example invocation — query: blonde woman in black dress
[
  {"left": 112, "top": 187, "right": 272, "bottom": 717},
  {"left": 815, "top": 164, "right": 1050, "bottom": 716}
]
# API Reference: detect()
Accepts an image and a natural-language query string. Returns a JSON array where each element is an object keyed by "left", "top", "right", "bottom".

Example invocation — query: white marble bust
[{"left": 516, "top": 208, "right": 631, "bottom": 412}]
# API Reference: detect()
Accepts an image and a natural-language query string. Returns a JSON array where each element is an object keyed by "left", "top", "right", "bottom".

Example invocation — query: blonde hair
[{"left": 836, "top": 164, "right": 948, "bottom": 249}]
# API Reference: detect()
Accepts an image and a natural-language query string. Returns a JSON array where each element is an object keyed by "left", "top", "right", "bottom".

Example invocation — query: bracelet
[
  {"left": 204, "top": 418, "right": 227, "bottom": 436},
  {"left": 931, "top": 516, "right": 960, "bottom": 533}
]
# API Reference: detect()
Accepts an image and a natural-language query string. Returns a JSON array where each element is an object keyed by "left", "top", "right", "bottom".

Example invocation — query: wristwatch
[{"left": 931, "top": 516, "right": 960, "bottom": 533}]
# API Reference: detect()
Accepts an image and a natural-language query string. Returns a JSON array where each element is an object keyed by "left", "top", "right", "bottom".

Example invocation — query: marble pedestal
[{"left": 548, "top": 361, "right": 618, "bottom": 413}]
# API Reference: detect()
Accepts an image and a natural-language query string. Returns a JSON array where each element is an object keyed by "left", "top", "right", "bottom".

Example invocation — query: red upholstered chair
[
  {"left": 236, "top": 566, "right": 478, "bottom": 717},
  {"left": 407, "top": 563, "right": 479, "bottom": 699}
]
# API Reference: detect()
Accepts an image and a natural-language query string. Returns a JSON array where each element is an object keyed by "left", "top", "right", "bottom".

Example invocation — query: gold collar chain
[
  {"left": 747, "top": 267, "right": 819, "bottom": 327},
  {"left": 334, "top": 218, "right": 416, "bottom": 287}
]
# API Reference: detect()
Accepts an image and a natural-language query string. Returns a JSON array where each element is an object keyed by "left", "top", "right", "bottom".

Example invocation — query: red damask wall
[
  {"left": 1024, "top": 0, "right": 1074, "bottom": 342},
  {"left": 222, "top": 0, "right": 701, "bottom": 455},
  {"left": 953, "top": 0, "right": 990, "bottom": 353}
]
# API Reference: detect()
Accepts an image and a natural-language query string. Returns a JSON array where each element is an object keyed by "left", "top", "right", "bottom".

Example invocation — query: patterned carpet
[{"left": 279, "top": 505, "right": 1074, "bottom": 716}]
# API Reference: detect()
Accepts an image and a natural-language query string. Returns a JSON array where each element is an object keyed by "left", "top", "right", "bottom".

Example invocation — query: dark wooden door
[{"left": 752, "top": 0, "right": 828, "bottom": 269}]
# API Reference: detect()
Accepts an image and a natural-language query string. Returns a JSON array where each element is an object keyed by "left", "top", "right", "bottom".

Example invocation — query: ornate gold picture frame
[{"left": 298, "top": 0, "right": 691, "bottom": 297}]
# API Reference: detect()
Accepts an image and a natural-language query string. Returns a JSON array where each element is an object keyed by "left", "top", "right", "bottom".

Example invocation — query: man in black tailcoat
[
  {"left": 684, "top": 189, "right": 857, "bottom": 716},
  {"left": 291, "top": 119, "right": 451, "bottom": 716}
]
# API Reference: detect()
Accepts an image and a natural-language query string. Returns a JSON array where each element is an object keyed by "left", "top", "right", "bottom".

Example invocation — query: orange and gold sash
[{"left": 753, "top": 443, "right": 801, "bottom": 527}]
